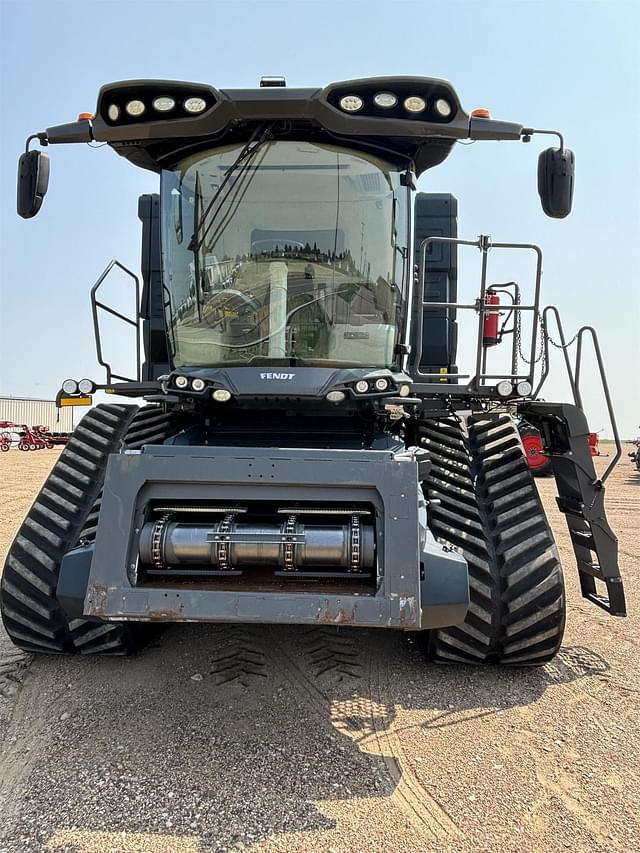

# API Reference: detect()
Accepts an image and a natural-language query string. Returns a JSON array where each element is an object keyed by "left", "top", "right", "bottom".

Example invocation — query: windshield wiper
[{"left": 187, "top": 123, "right": 274, "bottom": 254}]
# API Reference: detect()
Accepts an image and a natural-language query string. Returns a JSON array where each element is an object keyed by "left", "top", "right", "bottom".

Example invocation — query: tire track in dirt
[{"left": 268, "top": 626, "right": 461, "bottom": 844}]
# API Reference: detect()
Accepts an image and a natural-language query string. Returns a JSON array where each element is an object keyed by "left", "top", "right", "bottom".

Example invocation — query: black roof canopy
[{"left": 86, "top": 77, "right": 476, "bottom": 175}]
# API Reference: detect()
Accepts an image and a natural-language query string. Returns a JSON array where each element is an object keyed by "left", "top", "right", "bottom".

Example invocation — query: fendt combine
[{"left": 2, "top": 76, "right": 626, "bottom": 665}]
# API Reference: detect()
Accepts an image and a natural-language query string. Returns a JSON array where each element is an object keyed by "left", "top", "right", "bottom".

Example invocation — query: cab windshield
[{"left": 160, "top": 140, "right": 409, "bottom": 369}]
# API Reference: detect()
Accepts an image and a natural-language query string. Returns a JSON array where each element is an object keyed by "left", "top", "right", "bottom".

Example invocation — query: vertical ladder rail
[{"left": 574, "top": 326, "right": 622, "bottom": 483}]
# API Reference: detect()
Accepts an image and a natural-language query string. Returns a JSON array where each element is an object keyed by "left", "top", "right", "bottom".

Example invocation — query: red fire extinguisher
[{"left": 482, "top": 289, "right": 500, "bottom": 347}]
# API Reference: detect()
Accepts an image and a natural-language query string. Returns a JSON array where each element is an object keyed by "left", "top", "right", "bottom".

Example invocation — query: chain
[
  {"left": 283, "top": 515, "right": 297, "bottom": 572},
  {"left": 217, "top": 513, "right": 235, "bottom": 570},
  {"left": 151, "top": 513, "right": 173, "bottom": 569},
  {"left": 350, "top": 515, "right": 361, "bottom": 573},
  {"left": 515, "top": 290, "right": 546, "bottom": 368}
]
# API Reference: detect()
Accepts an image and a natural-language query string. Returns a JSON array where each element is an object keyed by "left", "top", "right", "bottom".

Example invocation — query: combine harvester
[{"left": 2, "top": 76, "right": 625, "bottom": 662}]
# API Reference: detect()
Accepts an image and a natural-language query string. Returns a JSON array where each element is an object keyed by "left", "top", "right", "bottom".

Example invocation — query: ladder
[{"left": 519, "top": 401, "right": 625, "bottom": 616}]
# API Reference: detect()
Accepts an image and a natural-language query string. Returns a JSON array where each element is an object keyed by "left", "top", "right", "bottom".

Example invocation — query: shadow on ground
[{"left": 0, "top": 624, "right": 611, "bottom": 853}]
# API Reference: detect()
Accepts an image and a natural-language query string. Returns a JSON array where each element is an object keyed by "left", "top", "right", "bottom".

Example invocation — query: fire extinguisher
[{"left": 482, "top": 288, "right": 500, "bottom": 347}]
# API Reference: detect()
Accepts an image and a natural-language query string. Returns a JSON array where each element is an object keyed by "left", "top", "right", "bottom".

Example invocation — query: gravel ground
[{"left": 0, "top": 447, "right": 638, "bottom": 853}]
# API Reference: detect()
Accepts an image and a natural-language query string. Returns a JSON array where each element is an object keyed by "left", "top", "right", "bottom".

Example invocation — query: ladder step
[
  {"left": 569, "top": 527, "right": 595, "bottom": 550},
  {"left": 584, "top": 583, "right": 626, "bottom": 617},
  {"left": 556, "top": 496, "right": 585, "bottom": 517},
  {"left": 578, "top": 560, "right": 605, "bottom": 581}
]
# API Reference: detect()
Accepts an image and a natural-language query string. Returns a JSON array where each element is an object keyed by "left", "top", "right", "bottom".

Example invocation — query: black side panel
[
  {"left": 139, "top": 193, "right": 170, "bottom": 381},
  {"left": 412, "top": 193, "right": 458, "bottom": 376}
]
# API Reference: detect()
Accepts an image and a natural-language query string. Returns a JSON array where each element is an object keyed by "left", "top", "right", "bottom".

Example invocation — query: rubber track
[
  {"left": 0, "top": 405, "right": 179, "bottom": 656},
  {"left": 420, "top": 414, "right": 565, "bottom": 665}
]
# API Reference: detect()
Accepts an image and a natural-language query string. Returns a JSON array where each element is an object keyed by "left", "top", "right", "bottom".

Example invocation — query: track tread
[
  {"left": 0, "top": 404, "right": 174, "bottom": 656},
  {"left": 421, "top": 414, "right": 565, "bottom": 666}
]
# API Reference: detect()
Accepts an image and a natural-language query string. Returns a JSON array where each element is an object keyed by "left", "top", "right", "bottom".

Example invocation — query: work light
[
  {"left": 184, "top": 97, "right": 207, "bottom": 114},
  {"left": 434, "top": 98, "right": 452, "bottom": 117},
  {"left": 403, "top": 96, "right": 426, "bottom": 114},
  {"left": 373, "top": 92, "right": 397, "bottom": 108},
  {"left": 152, "top": 96, "right": 176, "bottom": 113},
  {"left": 125, "top": 100, "right": 146, "bottom": 117},
  {"left": 107, "top": 104, "right": 120, "bottom": 121},
  {"left": 339, "top": 95, "right": 364, "bottom": 113}
]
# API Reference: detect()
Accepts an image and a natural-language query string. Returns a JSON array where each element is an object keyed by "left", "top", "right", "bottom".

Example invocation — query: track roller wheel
[{"left": 419, "top": 413, "right": 565, "bottom": 666}]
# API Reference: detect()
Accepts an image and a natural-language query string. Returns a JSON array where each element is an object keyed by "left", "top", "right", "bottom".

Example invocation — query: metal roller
[{"left": 139, "top": 513, "right": 375, "bottom": 573}]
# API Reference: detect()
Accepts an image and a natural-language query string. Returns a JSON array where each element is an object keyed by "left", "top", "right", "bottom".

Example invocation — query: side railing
[
  {"left": 90, "top": 259, "right": 141, "bottom": 383},
  {"left": 536, "top": 306, "right": 621, "bottom": 483},
  {"left": 411, "top": 235, "right": 543, "bottom": 398}
]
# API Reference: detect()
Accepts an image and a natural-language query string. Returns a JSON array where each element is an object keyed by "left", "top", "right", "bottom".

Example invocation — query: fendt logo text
[{"left": 259, "top": 372, "right": 296, "bottom": 380}]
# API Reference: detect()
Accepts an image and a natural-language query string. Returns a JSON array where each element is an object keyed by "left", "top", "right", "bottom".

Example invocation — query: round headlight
[
  {"left": 339, "top": 94, "right": 364, "bottom": 113},
  {"left": 326, "top": 390, "right": 346, "bottom": 403},
  {"left": 434, "top": 98, "right": 452, "bottom": 118},
  {"left": 403, "top": 96, "right": 427, "bottom": 114},
  {"left": 184, "top": 97, "right": 207, "bottom": 114},
  {"left": 374, "top": 378, "right": 389, "bottom": 392},
  {"left": 355, "top": 380, "right": 369, "bottom": 394},
  {"left": 125, "top": 100, "right": 146, "bottom": 117},
  {"left": 213, "top": 388, "right": 232, "bottom": 402},
  {"left": 516, "top": 380, "right": 533, "bottom": 397},
  {"left": 398, "top": 384, "right": 411, "bottom": 398},
  {"left": 78, "top": 379, "right": 95, "bottom": 395},
  {"left": 174, "top": 375, "right": 189, "bottom": 389},
  {"left": 61, "top": 379, "right": 78, "bottom": 395},
  {"left": 373, "top": 92, "right": 397, "bottom": 108},
  {"left": 191, "top": 378, "right": 206, "bottom": 392},
  {"left": 496, "top": 380, "right": 513, "bottom": 397},
  {"left": 152, "top": 96, "right": 176, "bottom": 113},
  {"left": 107, "top": 104, "right": 120, "bottom": 122}
]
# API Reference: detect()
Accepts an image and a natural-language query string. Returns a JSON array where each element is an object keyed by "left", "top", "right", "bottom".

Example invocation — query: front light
[
  {"left": 496, "top": 380, "right": 513, "bottom": 397},
  {"left": 398, "top": 384, "right": 411, "bottom": 397},
  {"left": 107, "top": 104, "right": 120, "bottom": 122},
  {"left": 339, "top": 94, "right": 364, "bottom": 113},
  {"left": 78, "top": 379, "right": 95, "bottom": 394},
  {"left": 175, "top": 375, "right": 189, "bottom": 389},
  {"left": 191, "top": 378, "right": 206, "bottom": 392},
  {"left": 403, "top": 96, "right": 426, "bottom": 113},
  {"left": 516, "top": 380, "right": 533, "bottom": 397},
  {"left": 125, "top": 99, "right": 146, "bottom": 117},
  {"left": 434, "top": 98, "right": 452, "bottom": 117},
  {"left": 326, "top": 390, "right": 346, "bottom": 403},
  {"left": 355, "top": 380, "right": 369, "bottom": 394},
  {"left": 152, "top": 96, "right": 176, "bottom": 112},
  {"left": 61, "top": 379, "right": 78, "bottom": 395},
  {"left": 184, "top": 96, "right": 207, "bottom": 114},
  {"left": 374, "top": 378, "right": 389, "bottom": 391},
  {"left": 373, "top": 92, "right": 397, "bottom": 108},
  {"left": 213, "top": 388, "right": 232, "bottom": 402}
]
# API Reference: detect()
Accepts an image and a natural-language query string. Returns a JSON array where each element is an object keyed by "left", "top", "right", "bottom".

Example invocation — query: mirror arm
[
  {"left": 25, "top": 132, "right": 49, "bottom": 152},
  {"left": 521, "top": 127, "right": 565, "bottom": 151}
]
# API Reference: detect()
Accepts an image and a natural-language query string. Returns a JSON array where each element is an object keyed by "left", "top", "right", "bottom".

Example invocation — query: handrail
[
  {"left": 90, "top": 259, "right": 141, "bottom": 383},
  {"left": 534, "top": 305, "right": 580, "bottom": 405},
  {"left": 413, "top": 235, "right": 543, "bottom": 394},
  {"left": 535, "top": 307, "right": 620, "bottom": 484},
  {"left": 575, "top": 326, "right": 622, "bottom": 483}
]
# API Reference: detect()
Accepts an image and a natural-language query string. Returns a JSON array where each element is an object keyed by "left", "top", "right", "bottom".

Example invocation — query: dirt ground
[{"left": 0, "top": 447, "right": 638, "bottom": 853}]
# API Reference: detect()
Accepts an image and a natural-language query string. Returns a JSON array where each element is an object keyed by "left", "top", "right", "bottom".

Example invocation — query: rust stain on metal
[
  {"left": 86, "top": 583, "right": 113, "bottom": 618},
  {"left": 145, "top": 606, "right": 186, "bottom": 620},
  {"left": 317, "top": 600, "right": 357, "bottom": 624},
  {"left": 398, "top": 595, "right": 418, "bottom": 628}
]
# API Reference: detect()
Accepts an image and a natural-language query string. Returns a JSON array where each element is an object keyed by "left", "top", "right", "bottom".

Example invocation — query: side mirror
[
  {"left": 538, "top": 147, "right": 574, "bottom": 218},
  {"left": 17, "top": 150, "right": 50, "bottom": 219}
]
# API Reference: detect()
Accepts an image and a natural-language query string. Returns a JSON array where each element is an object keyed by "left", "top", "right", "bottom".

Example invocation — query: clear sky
[{"left": 0, "top": 0, "right": 638, "bottom": 436}]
